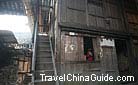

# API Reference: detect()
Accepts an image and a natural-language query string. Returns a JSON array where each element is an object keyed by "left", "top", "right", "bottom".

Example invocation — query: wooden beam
[{"left": 59, "top": 22, "right": 130, "bottom": 39}]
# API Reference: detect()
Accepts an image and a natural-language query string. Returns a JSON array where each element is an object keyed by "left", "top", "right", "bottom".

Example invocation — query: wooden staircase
[{"left": 32, "top": 34, "right": 58, "bottom": 85}]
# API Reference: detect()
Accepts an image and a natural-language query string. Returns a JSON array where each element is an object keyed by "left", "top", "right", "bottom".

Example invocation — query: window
[
  {"left": 61, "top": 32, "right": 101, "bottom": 62},
  {"left": 83, "top": 36, "right": 95, "bottom": 61}
]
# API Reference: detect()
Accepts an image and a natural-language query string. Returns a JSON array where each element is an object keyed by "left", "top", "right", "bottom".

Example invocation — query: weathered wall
[
  {"left": 132, "top": 39, "right": 138, "bottom": 82},
  {"left": 126, "top": 13, "right": 138, "bottom": 35},
  {"left": 123, "top": 0, "right": 138, "bottom": 36},
  {"left": 0, "top": 65, "right": 18, "bottom": 85},
  {"left": 58, "top": 32, "right": 119, "bottom": 85},
  {"left": 61, "top": 33, "right": 84, "bottom": 62},
  {"left": 59, "top": 0, "right": 126, "bottom": 33}
]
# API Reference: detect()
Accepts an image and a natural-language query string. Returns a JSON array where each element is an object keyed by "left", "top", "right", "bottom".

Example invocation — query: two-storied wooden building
[{"left": 23, "top": 0, "right": 138, "bottom": 85}]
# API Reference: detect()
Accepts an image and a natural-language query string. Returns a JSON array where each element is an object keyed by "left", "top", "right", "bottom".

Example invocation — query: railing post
[
  {"left": 31, "top": 20, "right": 38, "bottom": 85},
  {"left": 49, "top": 35, "right": 59, "bottom": 85},
  {"left": 31, "top": 0, "right": 39, "bottom": 84}
]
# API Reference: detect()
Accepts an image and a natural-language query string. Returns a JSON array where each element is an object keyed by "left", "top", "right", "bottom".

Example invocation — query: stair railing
[
  {"left": 47, "top": 0, "right": 59, "bottom": 84},
  {"left": 31, "top": 19, "right": 38, "bottom": 84},
  {"left": 31, "top": 0, "right": 39, "bottom": 84},
  {"left": 49, "top": 35, "right": 59, "bottom": 85},
  {"left": 48, "top": 0, "right": 59, "bottom": 84}
]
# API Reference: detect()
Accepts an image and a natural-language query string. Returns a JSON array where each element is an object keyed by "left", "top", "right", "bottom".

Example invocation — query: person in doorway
[{"left": 86, "top": 49, "right": 93, "bottom": 62}]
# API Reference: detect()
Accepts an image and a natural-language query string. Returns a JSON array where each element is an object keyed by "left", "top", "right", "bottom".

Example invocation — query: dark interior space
[
  {"left": 115, "top": 39, "right": 130, "bottom": 76},
  {"left": 83, "top": 37, "right": 94, "bottom": 57}
]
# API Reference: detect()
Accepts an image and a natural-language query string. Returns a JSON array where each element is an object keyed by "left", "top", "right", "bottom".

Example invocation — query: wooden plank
[
  {"left": 88, "top": 4, "right": 96, "bottom": 15},
  {"left": 60, "top": 22, "right": 129, "bottom": 38},
  {"left": 61, "top": 33, "right": 65, "bottom": 63},
  {"left": 77, "top": 36, "right": 85, "bottom": 61},
  {"left": 66, "top": 8, "right": 86, "bottom": 25},
  {"left": 60, "top": 0, "right": 67, "bottom": 22},
  {"left": 67, "top": 0, "right": 86, "bottom": 11},
  {"left": 95, "top": 5, "right": 103, "bottom": 17},
  {"left": 88, "top": 15, "right": 97, "bottom": 27},
  {"left": 77, "top": 10, "right": 86, "bottom": 25},
  {"left": 58, "top": 0, "right": 126, "bottom": 33},
  {"left": 61, "top": 33, "right": 85, "bottom": 62},
  {"left": 92, "top": 37, "right": 100, "bottom": 61},
  {"left": 63, "top": 62, "right": 101, "bottom": 74},
  {"left": 88, "top": 1, "right": 103, "bottom": 17},
  {"left": 100, "top": 39, "right": 118, "bottom": 73},
  {"left": 64, "top": 35, "right": 84, "bottom": 61},
  {"left": 96, "top": 17, "right": 105, "bottom": 28},
  {"left": 104, "top": 2, "right": 111, "bottom": 17},
  {"left": 104, "top": 2, "right": 119, "bottom": 18},
  {"left": 110, "top": 4, "right": 119, "bottom": 18}
]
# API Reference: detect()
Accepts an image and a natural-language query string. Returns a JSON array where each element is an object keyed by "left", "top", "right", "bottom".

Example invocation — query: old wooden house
[{"left": 22, "top": 0, "right": 138, "bottom": 85}]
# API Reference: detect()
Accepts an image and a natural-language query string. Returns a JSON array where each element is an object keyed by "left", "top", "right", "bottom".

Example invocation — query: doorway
[{"left": 115, "top": 39, "right": 129, "bottom": 76}]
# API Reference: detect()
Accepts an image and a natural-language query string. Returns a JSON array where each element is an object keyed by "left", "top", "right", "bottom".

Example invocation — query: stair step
[
  {"left": 37, "top": 42, "right": 50, "bottom": 46},
  {"left": 38, "top": 33, "right": 48, "bottom": 35},
  {"left": 38, "top": 50, "right": 51, "bottom": 52},
  {"left": 37, "top": 51, "right": 51, "bottom": 56},
  {"left": 34, "top": 80, "right": 55, "bottom": 85},
  {"left": 35, "top": 62, "right": 53, "bottom": 70},
  {"left": 37, "top": 50, "right": 51, "bottom": 54},
  {"left": 36, "top": 57, "right": 52, "bottom": 62},
  {"left": 37, "top": 36, "right": 49, "bottom": 41},
  {"left": 34, "top": 35, "right": 57, "bottom": 85},
  {"left": 37, "top": 47, "right": 50, "bottom": 51},
  {"left": 38, "top": 40, "right": 49, "bottom": 43},
  {"left": 37, "top": 44, "right": 50, "bottom": 48},
  {"left": 35, "top": 70, "right": 54, "bottom": 72},
  {"left": 38, "top": 41, "right": 50, "bottom": 44},
  {"left": 36, "top": 62, "right": 53, "bottom": 64},
  {"left": 36, "top": 55, "right": 52, "bottom": 58},
  {"left": 35, "top": 70, "right": 54, "bottom": 80}
]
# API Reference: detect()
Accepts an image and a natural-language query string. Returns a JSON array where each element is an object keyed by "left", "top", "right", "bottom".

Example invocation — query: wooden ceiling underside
[{"left": 0, "top": 0, "right": 25, "bottom": 15}]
